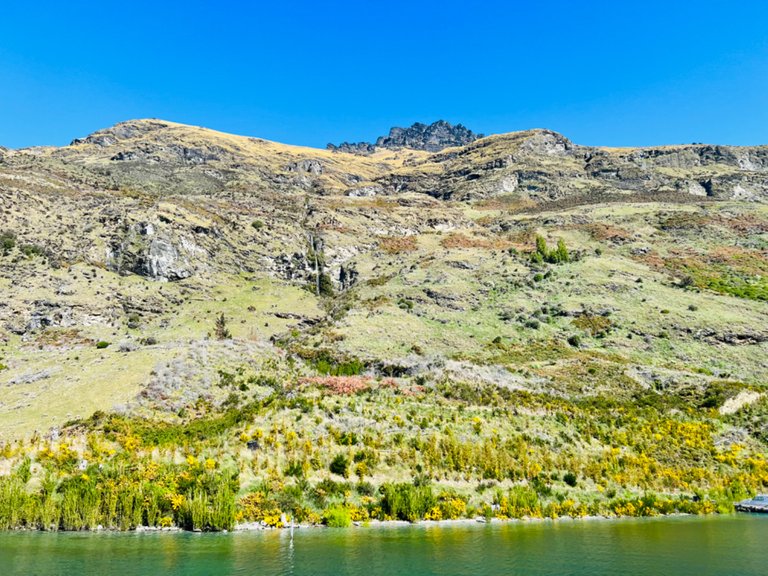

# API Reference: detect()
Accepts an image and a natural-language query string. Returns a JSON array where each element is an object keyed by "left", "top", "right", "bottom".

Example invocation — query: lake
[{"left": 2, "top": 515, "right": 766, "bottom": 575}]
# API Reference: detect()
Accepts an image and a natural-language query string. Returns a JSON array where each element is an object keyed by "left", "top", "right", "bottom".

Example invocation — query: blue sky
[{"left": 1, "top": 0, "right": 766, "bottom": 149}]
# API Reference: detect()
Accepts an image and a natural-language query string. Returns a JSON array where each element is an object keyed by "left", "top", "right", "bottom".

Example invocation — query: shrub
[
  {"left": 251, "top": 220, "right": 264, "bottom": 231},
  {"left": 397, "top": 298, "right": 414, "bottom": 311},
  {"left": 0, "top": 231, "right": 16, "bottom": 256},
  {"left": 330, "top": 454, "right": 349, "bottom": 478},
  {"left": 572, "top": 314, "right": 612, "bottom": 337},
  {"left": 563, "top": 472, "right": 578, "bottom": 487},
  {"left": 95, "top": 341, "right": 111, "bottom": 349},
  {"left": 214, "top": 313, "right": 231, "bottom": 340},
  {"left": 380, "top": 482, "right": 435, "bottom": 522},
  {"left": 700, "top": 382, "right": 727, "bottom": 409},
  {"left": 505, "top": 485, "right": 541, "bottom": 518},
  {"left": 356, "top": 481, "right": 376, "bottom": 497},
  {"left": 323, "top": 505, "right": 351, "bottom": 527},
  {"left": 318, "top": 273, "right": 334, "bottom": 297},
  {"left": 535, "top": 235, "right": 548, "bottom": 258},
  {"left": 311, "top": 354, "right": 365, "bottom": 377},
  {"left": 532, "top": 235, "right": 569, "bottom": 264},
  {"left": 553, "top": 239, "right": 569, "bottom": 263},
  {"left": 567, "top": 335, "right": 581, "bottom": 347},
  {"left": 20, "top": 243, "right": 45, "bottom": 258}
]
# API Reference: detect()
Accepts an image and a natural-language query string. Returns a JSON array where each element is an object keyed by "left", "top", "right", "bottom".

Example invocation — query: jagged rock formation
[
  {"left": 376, "top": 120, "right": 482, "bottom": 151},
  {"left": 327, "top": 120, "right": 482, "bottom": 154}
]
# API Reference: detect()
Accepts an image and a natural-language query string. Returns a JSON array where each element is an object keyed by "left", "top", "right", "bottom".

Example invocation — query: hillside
[{"left": 1, "top": 119, "right": 767, "bottom": 531}]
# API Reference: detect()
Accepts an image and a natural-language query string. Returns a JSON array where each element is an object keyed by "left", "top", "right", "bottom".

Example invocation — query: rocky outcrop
[
  {"left": 107, "top": 222, "right": 193, "bottom": 281},
  {"left": 285, "top": 159, "right": 324, "bottom": 174},
  {"left": 135, "top": 237, "right": 192, "bottom": 281},
  {"left": 328, "top": 120, "right": 482, "bottom": 154},
  {"left": 326, "top": 141, "right": 377, "bottom": 155},
  {"left": 376, "top": 120, "right": 481, "bottom": 152},
  {"left": 70, "top": 120, "right": 172, "bottom": 147}
]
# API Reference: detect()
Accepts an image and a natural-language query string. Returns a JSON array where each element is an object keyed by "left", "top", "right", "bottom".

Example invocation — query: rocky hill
[
  {"left": 1, "top": 119, "right": 767, "bottom": 530},
  {"left": 327, "top": 120, "right": 482, "bottom": 154}
]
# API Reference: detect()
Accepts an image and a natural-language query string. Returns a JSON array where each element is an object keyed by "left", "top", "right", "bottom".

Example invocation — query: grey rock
[
  {"left": 140, "top": 237, "right": 192, "bottom": 281},
  {"left": 328, "top": 120, "right": 482, "bottom": 154},
  {"left": 9, "top": 369, "right": 57, "bottom": 385},
  {"left": 376, "top": 120, "right": 482, "bottom": 152},
  {"left": 286, "top": 159, "right": 324, "bottom": 174},
  {"left": 347, "top": 185, "right": 382, "bottom": 197}
]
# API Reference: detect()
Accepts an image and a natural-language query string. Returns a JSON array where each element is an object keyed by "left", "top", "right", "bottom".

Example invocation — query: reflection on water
[{"left": 2, "top": 515, "right": 767, "bottom": 576}]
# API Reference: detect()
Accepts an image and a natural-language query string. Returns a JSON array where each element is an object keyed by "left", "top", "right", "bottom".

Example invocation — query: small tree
[
  {"left": 553, "top": 238, "right": 569, "bottom": 263},
  {"left": 532, "top": 235, "right": 569, "bottom": 264},
  {"left": 214, "top": 313, "right": 231, "bottom": 340},
  {"left": 318, "top": 273, "right": 334, "bottom": 297}
]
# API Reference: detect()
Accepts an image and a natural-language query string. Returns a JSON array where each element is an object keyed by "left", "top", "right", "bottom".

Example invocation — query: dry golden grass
[
  {"left": 379, "top": 235, "right": 418, "bottom": 254},
  {"left": 475, "top": 197, "right": 537, "bottom": 212},
  {"left": 440, "top": 232, "right": 509, "bottom": 250},
  {"left": 581, "top": 223, "right": 633, "bottom": 242},
  {"left": 33, "top": 329, "right": 92, "bottom": 348}
]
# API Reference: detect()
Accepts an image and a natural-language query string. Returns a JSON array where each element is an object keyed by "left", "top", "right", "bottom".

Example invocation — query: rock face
[
  {"left": 328, "top": 120, "right": 482, "bottom": 154},
  {"left": 376, "top": 120, "right": 482, "bottom": 152},
  {"left": 326, "top": 141, "right": 377, "bottom": 155},
  {"left": 137, "top": 237, "right": 192, "bottom": 281},
  {"left": 107, "top": 222, "right": 193, "bottom": 282}
]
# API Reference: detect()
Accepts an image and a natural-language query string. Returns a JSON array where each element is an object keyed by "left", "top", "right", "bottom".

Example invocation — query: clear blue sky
[{"left": 1, "top": 0, "right": 767, "bottom": 149}]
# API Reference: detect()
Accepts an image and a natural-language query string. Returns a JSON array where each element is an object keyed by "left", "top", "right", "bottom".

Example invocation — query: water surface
[{"left": 2, "top": 515, "right": 766, "bottom": 575}]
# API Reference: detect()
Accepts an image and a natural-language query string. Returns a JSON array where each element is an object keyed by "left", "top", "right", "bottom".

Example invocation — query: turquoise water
[{"left": 2, "top": 515, "right": 766, "bottom": 575}]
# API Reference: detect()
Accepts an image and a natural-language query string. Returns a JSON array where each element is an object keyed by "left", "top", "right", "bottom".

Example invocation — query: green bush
[
  {"left": 398, "top": 298, "right": 414, "bottom": 311},
  {"left": 506, "top": 485, "right": 541, "bottom": 518},
  {"left": 380, "top": 482, "right": 435, "bottom": 522},
  {"left": 20, "top": 243, "right": 45, "bottom": 258},
  {"left": 330, "top": 454, "right": 349, "bottom": 478},
  {"left": 95, "top": 341, "right": 111, "bottom": 349},
  {"left": 312, "top": 354, "right": 365, "bottom": 376},
  {"left": 532, "top": 235, "right": 569, "bottom": 264},
  {"left": 0, "top": 231, "right": 16, "bottom": 256},
  {"left": 318, "top": 273, "right": 334, "bottom": 297},
  {"left": 323, "top": 505, "right": 351, "bottom": 527}
]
